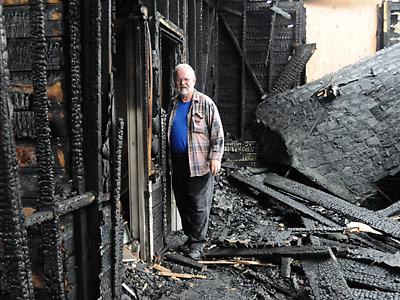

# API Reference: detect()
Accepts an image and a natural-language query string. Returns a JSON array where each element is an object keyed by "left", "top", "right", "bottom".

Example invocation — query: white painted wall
[{"left": 304, "top": 0, "right": 382, "bottom": 82}]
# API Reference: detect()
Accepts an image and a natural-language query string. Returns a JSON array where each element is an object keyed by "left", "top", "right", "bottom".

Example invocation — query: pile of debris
[{"left": 123, "top": 166, "right": 400, "bottom": 299}]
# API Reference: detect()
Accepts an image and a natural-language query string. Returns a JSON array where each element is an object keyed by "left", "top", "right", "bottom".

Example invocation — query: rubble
[{"left": 123, "top": 167, "right": 400, "bottom": 299}]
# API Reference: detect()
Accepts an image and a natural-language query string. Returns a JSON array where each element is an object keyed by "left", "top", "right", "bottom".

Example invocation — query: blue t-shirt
[{"left": 170, "top": 100, "right": 192, "bottom": 153}]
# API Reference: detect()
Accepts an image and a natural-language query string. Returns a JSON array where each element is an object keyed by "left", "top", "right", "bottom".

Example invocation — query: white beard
[{"left": 179, "top": 87, "right": 189, "bottom": 97}]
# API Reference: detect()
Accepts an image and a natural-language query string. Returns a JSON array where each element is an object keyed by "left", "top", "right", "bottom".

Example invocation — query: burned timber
[
  {"left": 123, "top": 167, "right": 400, "bottom": 299},
  {"left": 1, "top": 0, "right": 400, "bottom": 299}
]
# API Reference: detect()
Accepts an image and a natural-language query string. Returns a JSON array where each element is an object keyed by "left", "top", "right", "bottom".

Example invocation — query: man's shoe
[
  {"left": 178, "top": 243, "right": 191, "bottom": 255},
  {"left": 188, "top": 250, "right": 202, "bottom": 261}
]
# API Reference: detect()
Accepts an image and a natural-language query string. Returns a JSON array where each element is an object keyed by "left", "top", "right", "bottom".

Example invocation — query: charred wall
[
  {"left": 0, "top": 0, "right": 124, "bottom": 299},
  {"left": 216, "top": 0, "right": 306, "bottom": 139}
]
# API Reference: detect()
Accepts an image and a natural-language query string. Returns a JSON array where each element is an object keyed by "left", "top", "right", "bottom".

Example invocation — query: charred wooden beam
[
  {"left": 205, "top": 245, "right": 332, "bottom": 259},
  {"left": 351, "top": 289, "right": 400, "bottom": 300},
  {"left": 0, "top": 5, "right": 34, "bottom": 297},
  {"left": 188, "top": 0, "right": 196, "bottom": 67},
  {"left": 300, "top": 219, "right": 352, "bottom": 300},
  {"left": 81, "top": 0, "right": 103, "bottom": 297},
  {"left": 343, "top": 246, "right": 400, "bottom": 268},
  {"left": 339, "top": 258, "right": 400, "bottom": 293},
  {"left": 256, "top": 44, "right": 400, "bottom": 202},
  {"left": 218, "top": 7, "right": 242, "bottom": 17},
  {"left": 219, "top": 13, "right": 265, "bottom": 95},
  {"left": 24, "top": 209, "right": 54, "bottom": 227},
  {"left": 241, "top": 268, "right": 304, "bottom": 298},
  {"left": 302, "top": 255, "right": 353, "bottom": 300},
  {"left": 67, "top": 0, "right": 85, "bottom": 193},
  {"left": 378, "top": 200, "right": 400, "bottom": 218},
  {"left": 318, "top": 236, "right": 400, "bottom": 268},
  {"left": 56, "top": 192, "right": 96, "bottom": 215},
  {"left": 263, "top": 173, "right": 400, "bottom": 241},
  {"left": 165, "top": 253, "right": 207, "bottom": 271},
  {"left": 241, "top": 0, "right": 247, "bottom": 137},
  {"left": 268, "top": 43, "right": 316, "bottom": 97},
  {"left": 230, "top": 172, "right": 339, "bottom": 227},
  {"left": 30, "top": 0, "right": 64, "bottom": 297}
]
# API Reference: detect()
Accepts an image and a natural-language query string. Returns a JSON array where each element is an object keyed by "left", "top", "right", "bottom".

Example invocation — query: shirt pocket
[{"left": 192, "top": 112, "right": 208, "bottom": 134}]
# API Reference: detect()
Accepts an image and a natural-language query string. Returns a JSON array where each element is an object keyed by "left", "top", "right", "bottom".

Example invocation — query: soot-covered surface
[{"left": 123, "top": 167, "right": 400, "bottom": 300}]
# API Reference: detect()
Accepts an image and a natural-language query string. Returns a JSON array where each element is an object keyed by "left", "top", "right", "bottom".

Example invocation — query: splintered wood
[{"left": 152, "top": 264, "right": 207, "bottom": 280}]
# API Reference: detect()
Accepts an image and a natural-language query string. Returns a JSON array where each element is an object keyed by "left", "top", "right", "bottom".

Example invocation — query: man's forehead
[{"left": 176, "top": 68, "right": 194, "bottom": 76}]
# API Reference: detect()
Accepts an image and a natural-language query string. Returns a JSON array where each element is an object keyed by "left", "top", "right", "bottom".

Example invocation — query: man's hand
[{"left": 210, "top": 160, "right": 221, "bottom": 176}]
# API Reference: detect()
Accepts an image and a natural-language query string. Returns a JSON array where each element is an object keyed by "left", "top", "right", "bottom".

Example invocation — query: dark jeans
[{"left": 171, "top": 153, "right": 214, "bottom": 251}]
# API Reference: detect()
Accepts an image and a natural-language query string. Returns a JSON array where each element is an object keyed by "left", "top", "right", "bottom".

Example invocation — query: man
[{"left": 168, "top": 64, "right": 224, "bottom": 260}]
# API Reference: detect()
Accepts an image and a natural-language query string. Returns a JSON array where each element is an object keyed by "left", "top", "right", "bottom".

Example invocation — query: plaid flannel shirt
[{"left": 168, "top": 89, "right": 224, "bottom": 177}]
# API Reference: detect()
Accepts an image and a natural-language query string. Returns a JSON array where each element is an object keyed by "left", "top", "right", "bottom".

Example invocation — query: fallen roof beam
[
  {"left": 339, "top": 258, "right": 400, "bottom": 293},
  {"left": 268, "top": 43, "right": 316, "bottom": 97},
  {"left": 205, "top": 245, "right": 332, "bottom": 259},
  {"left": 378, "top": 200, "right": 400, "bottom": 218},
  {"left": 263, "top": 173, "right": 400, "bottom": 241},
  {"left": 344, "top": 247, "right": 400, "bottom": 268},
  {"left": 230, "top": 172, "right": 339, "bottom": 227},
  {"left": 302, "top": 255, "right": 353, "bottom": 300},
  {"left": 318, "top": 237, "right": 400, "bottom": 268},
  {"left": 301, "top": 219, "right": 353, "bottom": 300},
  {"left": 350, "top": 289, "right": 400, "bottom": 300}
]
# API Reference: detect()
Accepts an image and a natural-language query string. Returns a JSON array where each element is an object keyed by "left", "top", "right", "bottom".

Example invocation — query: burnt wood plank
[
  {"left": 263, "top": 173, "right": 400, "bottom": 241},
  {"left": 300, "top": 218, "right": 353, "bottom": 300},
  {"left": 378, "top": 200, "right": 400, "bottom": 218},
  {"left": 205, "top": 245, "right": 332, "bottom": 259},
  {"left": 351, "top": 289, "right": 400, "bottom": 300},
  {"left": 339, "top": 258, "right": 400, "bottom": 293},
  {"left": 30, "top": 0, "right": 65, "bottom": 297},
  {"left": 268, "top": 43, "right": 316, "bottom": 96},
  {"left": 302, "top": 255, "right": 353, "bottom": 300},
  {"left": 229, "top": 172, "right": 340, "bottom": 227}
]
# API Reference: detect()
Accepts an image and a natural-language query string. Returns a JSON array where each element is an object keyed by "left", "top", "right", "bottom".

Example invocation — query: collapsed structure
[
  {"left": 1, "top": 0, "right": 400, "bottom": 299},
  {"left": 257, "top": 44, "right": 400, "bottom": 204}
]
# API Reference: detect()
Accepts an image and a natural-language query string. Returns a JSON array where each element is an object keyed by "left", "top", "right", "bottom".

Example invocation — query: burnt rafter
[
  {"left": 205, "top": 245, "right": 333, "bottom": 259},
  {"left": 263, "top": 173, "right": 400, "bottom": 241},
  {"left": 300, "top": 221, "right": 353, "bottom": 300},
  {"left": 219, "top": 13, "right": 265, "bottom": 96},
  {"left": 229, "top": 171, "right": 339, "bottom": 227},
  {"left": 302, "top": 253, "right": 352, "bottom": 300},
  {"left": 268, "top": 43, "right": 316, "bottom": 97},
  {"left": 378, "top": 200, "right": 400, "bottom": 218},
  {"left": 339, "top": 258, "right": 400, "bottom": 293}
]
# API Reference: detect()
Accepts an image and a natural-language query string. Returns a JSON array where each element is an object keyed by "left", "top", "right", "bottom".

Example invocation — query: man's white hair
[{"left": 174, "top": 63, "right": 196, "bottom": 79}]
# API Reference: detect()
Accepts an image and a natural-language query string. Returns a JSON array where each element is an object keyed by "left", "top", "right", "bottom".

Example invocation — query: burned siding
[
  {"left": 257, "top": 43, "right": 400, "bottom": 203},
  {"left": 0, "top": 0, "right": 123, "bottom": 299}
]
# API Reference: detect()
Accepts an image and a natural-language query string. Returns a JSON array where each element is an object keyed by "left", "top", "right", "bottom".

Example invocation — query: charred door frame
[
  {"left": 124, "top": 11, "right": 151, "bottom": 261},
  {"left": 157, "top": 13, "right": 185, "bottom": 233}
]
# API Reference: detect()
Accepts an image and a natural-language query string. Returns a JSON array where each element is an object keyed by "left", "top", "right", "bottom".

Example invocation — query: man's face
[{"left": 175, "top": 68, "right": 196, "bottom": 98}]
